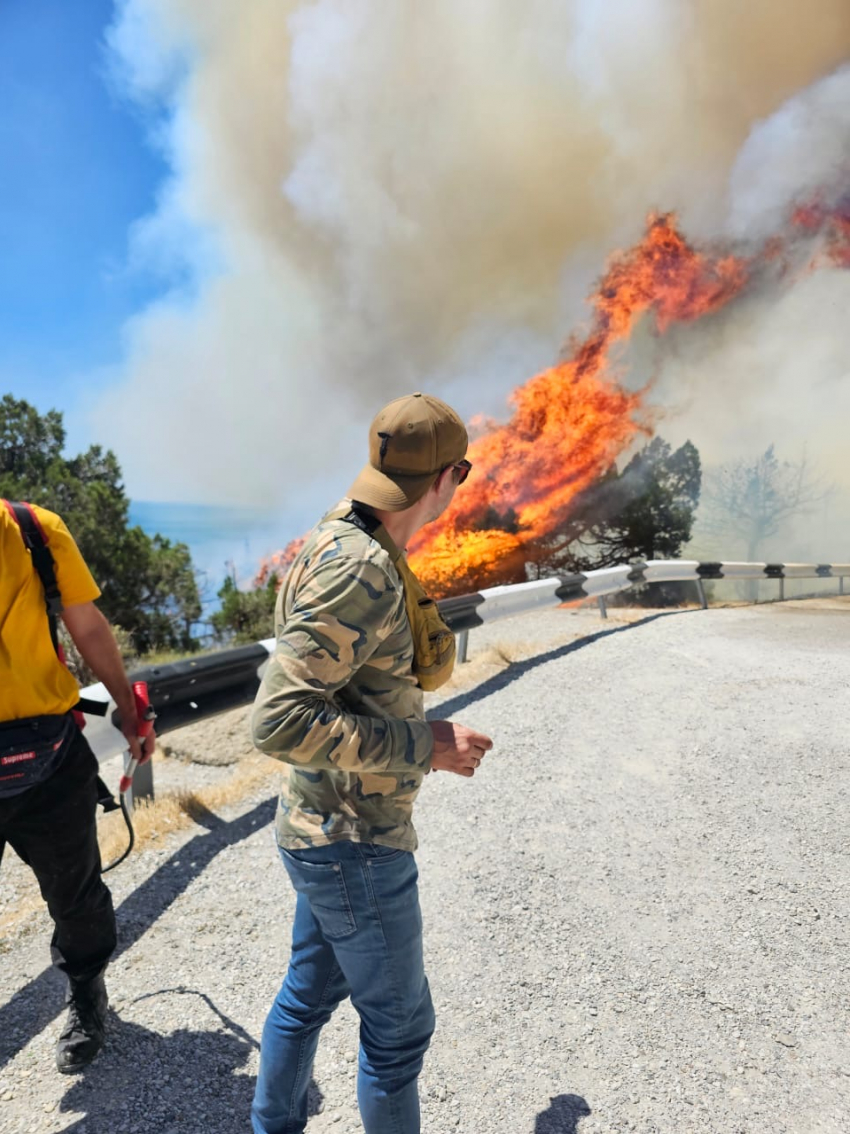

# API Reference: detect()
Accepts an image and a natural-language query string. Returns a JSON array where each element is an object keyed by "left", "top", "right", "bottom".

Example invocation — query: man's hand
[
  {"left": 117, "top": 708, "right": 156, "bottom": 767},
  {"left": 429, "top": 720, "right": 493, "bottom": 777}
]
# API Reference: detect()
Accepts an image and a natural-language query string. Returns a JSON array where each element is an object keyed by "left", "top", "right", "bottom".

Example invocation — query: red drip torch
[
  {"left": 102, "top": 682, "right": 156, "bottom": 872},
  {"left": 118, "top": 681, "right": 156, "bottom": 795}
]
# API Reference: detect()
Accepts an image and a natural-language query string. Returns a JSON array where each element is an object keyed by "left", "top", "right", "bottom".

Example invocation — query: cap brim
[{"left": 347, "top": 463, "right": 438, "bottom": 512}]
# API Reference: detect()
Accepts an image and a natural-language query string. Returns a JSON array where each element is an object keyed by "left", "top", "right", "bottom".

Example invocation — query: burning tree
[{"left": 529, "top": 437, "right": 701, "bottom": 577}]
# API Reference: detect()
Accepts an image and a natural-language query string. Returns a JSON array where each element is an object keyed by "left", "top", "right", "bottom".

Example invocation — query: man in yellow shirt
[{"left": 0, "top": 501, "right": 156, "bottom": 1073}]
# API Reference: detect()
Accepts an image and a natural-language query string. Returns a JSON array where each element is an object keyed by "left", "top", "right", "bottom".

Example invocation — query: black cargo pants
[{"left": 0, "top": 730, "right": 116, "bottom": 983}]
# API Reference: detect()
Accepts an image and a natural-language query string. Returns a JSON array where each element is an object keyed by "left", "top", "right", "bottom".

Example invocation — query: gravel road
[{"left": 1, "top": 599, "right": 848, "bottom": 1134}]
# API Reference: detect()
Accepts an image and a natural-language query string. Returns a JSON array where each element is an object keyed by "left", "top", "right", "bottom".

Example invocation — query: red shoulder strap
[{"left": 4, "top": 498, "right": 50, "bottom": 543}]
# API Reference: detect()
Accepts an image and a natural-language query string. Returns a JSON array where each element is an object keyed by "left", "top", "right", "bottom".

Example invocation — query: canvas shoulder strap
[{"left": 336, "top": 504, "right": 456, "bottom": 691}]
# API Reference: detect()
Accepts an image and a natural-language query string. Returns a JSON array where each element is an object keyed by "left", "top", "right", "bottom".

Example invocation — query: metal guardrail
[
  {"left": 81, "top": 558, "right": 850, "bottom": 800},
  {"left": 80, "top": 646, "right": 271, "bottom": 798},
  {"left": 125, "top": 644, "right": 269, "bottom": 731}
]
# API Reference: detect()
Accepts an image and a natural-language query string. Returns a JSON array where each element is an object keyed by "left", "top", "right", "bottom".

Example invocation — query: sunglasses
[{"left": 450, "top": 459, "right": 472, "bottom": 485}]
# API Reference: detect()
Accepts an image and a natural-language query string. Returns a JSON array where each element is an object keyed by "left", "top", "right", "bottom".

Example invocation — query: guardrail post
[
  {"left": 456, "top": 629, "right": 469, "bottom": 664},
  {"left": 841, "top": 576, "right": 845, "bottom": 597},
  {"left": 696, "top": 579, "right": 708, "bottom": 609},
  {"left": 597, "top": 596, "right": 608, "bottom": 619},
  {"left": 126, "top": 751, "right": 154, "bottom": 805},
  {"left": 779, "top": 577, "right": 785, "bottom": 602}
]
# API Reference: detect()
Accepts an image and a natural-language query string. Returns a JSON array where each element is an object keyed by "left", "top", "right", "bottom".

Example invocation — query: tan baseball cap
[{"left": 348, "top": 392, "right": 469, "bottom": 512}]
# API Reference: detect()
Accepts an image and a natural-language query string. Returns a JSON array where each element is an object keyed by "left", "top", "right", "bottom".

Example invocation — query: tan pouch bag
[{"left": 389, "top": 552, "right": 456, "bottom": 691}]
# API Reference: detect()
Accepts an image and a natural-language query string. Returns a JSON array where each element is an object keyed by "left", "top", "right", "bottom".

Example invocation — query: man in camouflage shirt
[{"left": 251, "top": 393, "right": 492, "bottom": 1134}]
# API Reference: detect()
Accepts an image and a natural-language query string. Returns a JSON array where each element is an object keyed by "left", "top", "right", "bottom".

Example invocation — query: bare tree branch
[{"left": 698, "top": 445, "right": 834, "bottom": 560}]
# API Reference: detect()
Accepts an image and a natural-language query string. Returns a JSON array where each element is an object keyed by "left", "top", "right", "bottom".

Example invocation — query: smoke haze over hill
[{"left": 96, "top": 0, "right": 850, "bottom": 558}]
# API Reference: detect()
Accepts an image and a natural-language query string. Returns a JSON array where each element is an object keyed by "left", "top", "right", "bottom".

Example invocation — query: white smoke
[
  {"left": 728, "top": 63, "right": 850, "bottom": 241},
  {"left": 643, "top": 63, "right": 850, "bottom": 560},
  {"left": 96, "top": 0, "right": 850, "bottom": 545}
]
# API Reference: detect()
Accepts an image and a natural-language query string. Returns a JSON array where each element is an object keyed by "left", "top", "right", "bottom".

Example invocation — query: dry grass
[
  {"left": 98, "top": 750, "right": 280, "bottom": 864},
  {"left": 438, "top": 639, "right": 535, "bottom": 694}
]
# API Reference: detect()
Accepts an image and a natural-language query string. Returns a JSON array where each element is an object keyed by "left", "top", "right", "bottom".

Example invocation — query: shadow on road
[
  {"left": 58, "top": 1013, "right": 256, "bottom": 1132},
  {"left": 535, "top": 1092, "right": 592, "bottom": 1133},
  {"left": 54, "top": 988, "right": 323, "bottom": 1133},
  {"left": 0, "top": 796, "right": 277, "bottom": 1069},
  {"left": 430, "top": 609, "right": 695, "bottom": 721}
]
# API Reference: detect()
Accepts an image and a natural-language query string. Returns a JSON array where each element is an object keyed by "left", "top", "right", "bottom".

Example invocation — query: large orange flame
[
  {"left": 408, "top": 213, "right": 748, "bottom": 594},
  {"left": 256, "top": 203, "right": 847, "bottom": 597}
]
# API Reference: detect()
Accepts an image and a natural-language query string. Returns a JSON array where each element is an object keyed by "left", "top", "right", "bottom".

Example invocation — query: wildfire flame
[
  {"left": 792, "top": 197, "right": 850, "bottom": 269},
  {"left": 256, "top": 204, "right": 848, "bottom": 597},
  {"left": 255, "top": 536, "right": 306, "bottom": 587},
  {"left": 408, "top": 213, "right": 749, "bottom": 594}
]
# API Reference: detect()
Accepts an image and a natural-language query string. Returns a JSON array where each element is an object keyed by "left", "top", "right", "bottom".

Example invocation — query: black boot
[{"left": 55, "top": 973, "right": 108, "bottom": 1074}]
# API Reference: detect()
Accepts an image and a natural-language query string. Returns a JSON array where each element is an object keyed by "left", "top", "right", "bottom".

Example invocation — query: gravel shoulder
[{"left": 1, "top": 600, "right": 848, "bottom": 1134}]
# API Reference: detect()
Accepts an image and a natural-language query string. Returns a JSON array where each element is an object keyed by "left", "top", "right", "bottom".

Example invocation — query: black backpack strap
[
  {"left": 343, "top": 503, "right": 381, "bottom": 537},
  {"left": 5, "top": 501, "right": 63, "bottom": 653}
]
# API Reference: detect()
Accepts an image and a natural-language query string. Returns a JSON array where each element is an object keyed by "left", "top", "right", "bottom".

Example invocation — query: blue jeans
[{"left": 252, "top": 841, "right": 435, "bottom": 1134}]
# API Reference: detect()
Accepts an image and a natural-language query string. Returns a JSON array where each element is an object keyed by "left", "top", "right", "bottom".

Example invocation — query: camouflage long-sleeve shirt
[{"left": 251, "top": 505, "right": 434, "bottom": 851}]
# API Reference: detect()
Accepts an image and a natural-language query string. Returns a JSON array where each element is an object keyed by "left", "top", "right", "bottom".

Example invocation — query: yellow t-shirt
[{"left": 0, "top": 503, "right": 101, "bottom": 721}]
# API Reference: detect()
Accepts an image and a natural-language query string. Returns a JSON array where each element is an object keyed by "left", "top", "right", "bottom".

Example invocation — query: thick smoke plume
[{"left": 99, "top": 0, "right": 850, "bottom": 555}]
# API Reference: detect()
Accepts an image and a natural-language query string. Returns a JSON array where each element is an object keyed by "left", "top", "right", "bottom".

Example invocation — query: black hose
[{"left": 102, "top": 794, "right": 135, "bottom": 872}]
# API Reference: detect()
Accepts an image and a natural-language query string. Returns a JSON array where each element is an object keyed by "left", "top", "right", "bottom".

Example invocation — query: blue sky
[{"left": 0, "top": 0, "right": 165, "bottom": 424}]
